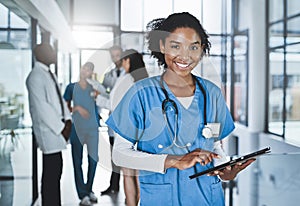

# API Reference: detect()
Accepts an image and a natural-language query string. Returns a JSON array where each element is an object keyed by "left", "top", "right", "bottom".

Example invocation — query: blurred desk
[{"left": 0, "top": 103, "right": 19, "bottom": 130}]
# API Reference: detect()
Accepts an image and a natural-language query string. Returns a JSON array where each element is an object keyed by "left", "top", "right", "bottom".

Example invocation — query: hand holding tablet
[{"left": 189, "top": 147, "right": 271, "bottom": 179}]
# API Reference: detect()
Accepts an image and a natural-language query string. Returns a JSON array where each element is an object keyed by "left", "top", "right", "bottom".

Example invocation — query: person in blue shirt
[
  {"left": 106, "top": 12, "right": 255, "bottom": 206},
  {"left": 63, "top": 62, "right": 100, "bottom": 206}
]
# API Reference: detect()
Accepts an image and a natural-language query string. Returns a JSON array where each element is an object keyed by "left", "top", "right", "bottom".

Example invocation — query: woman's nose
[{"left": 179, "top": 47, "right": 190, "bottom": 60}]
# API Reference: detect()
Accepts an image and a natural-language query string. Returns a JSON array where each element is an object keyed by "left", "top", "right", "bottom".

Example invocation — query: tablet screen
[{"left": 189, "top": 147, "right": 271, "bottom": 179}]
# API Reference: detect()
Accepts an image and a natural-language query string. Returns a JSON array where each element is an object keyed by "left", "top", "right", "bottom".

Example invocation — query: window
[
  {"left": 71, "top": 25, "right": 114, "bottom": 80},
  {"left": 233, "top": 34, "right": 249, "bottom": 125},
  {"left": 120, "top": 0, "right": 143, "bottom": 31},
  {"left": 0, "top": 3, "right": 33, "bottom": 205},
  {"left": 143, "top": 0, "right": 172, "bottom": 30},
  {"left": 267, "top": 0, "right": 300, "bottom": 144},
  {"left": 10, "top": 12, "right": 28, "bottom": 28},
  {"left": 173, "top": 0, "right": 202, "bottom": 19},
  {"left": 0, "top": 3, "right": 8, "bottom": 27},
  {"left": 72, "top": 26, "right": 114, "bottom": 49},
  {"left": 120, "top": 0, "right": 217, "bottom": 32}
]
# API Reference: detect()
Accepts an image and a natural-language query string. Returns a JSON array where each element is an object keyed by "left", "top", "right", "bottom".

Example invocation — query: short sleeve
[
  {"left": 209, "top": 83, "right": 235, "bottom": 140},
  {"left": 106, "top": 84, "right": 145, "bottom": 144},
  {"left": 63, "top": 83, "right": 74, "bottom": 101},
  {"left": 217, "top": 92, "right": 235, "bottom": 140},
  {"left": 200, "top": 78, "right": 235, "bottom": 141}
]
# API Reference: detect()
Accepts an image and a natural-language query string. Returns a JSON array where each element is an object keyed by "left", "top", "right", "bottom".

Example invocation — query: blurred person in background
[
  {"left": 26, "top": 43, "right": 72, "bottom": 206},
  {"left": 96, "top": 49, "right": 148, "bottom": 205},
  {"left": 63, "top": 62, "right": 100, "bottom": 206},
  {"left": 100, "top": 45, "right": 125, "bottom": 196}
]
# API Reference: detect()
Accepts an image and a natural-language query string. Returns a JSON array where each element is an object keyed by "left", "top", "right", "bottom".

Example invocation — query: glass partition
[
  {"left": 233, "top": 35, "right": 248, "bottom": 125},
  {"left": 269, "top": 23, "right": 284, "bottom": 48},
  {"left": 173, "top": 0, "right": 202, "bottom": 19},
  {"left": 287, "top": 0, "right": 300, "bottom": 17},
  {"left": 0, "top": 47, "right": 32, "bottom": 206},
  {"left": 258, "top": 153, "right": 300, "bottom": 205},
  {"left": 268, "top": 51, "right": 284, "bottom": 135},
  {"left": 285, "top": 50, "right": 300, "bottom": 145},
  {"left": 226, "top": 152, "right": 300, "bottom": 206},
  {"left": 269, "top": 0, "right": 284, "bottom": 22},
  {"left": 0, "top": 3, "right": 8, "bottom": 27},
  {"left": 143, "top": 0, "right": 172, "bottom": 30},
  {"left": 0, "top": 3, "right": 32, "bottom": 205},
  {"left": 267, "top": 0, "right": 300, "bottom": 144},
  {"left": 202, "top": 0, "right": 222, "bottom": 34}
]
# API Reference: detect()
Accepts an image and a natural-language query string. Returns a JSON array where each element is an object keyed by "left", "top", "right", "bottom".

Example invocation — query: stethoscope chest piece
[
  {"left": 202, "top": 126, "right": 213, "bottom": 139},
  {"left": 202, "top": 123, "right": 221, "bottom": 139}
]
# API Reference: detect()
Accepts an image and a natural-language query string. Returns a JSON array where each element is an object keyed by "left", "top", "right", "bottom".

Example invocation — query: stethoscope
[{"left": 160, "top": 72, "right": 213, "bottom": 150}]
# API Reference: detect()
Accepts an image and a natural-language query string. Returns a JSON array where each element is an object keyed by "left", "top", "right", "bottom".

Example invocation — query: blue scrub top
[
  {"left": 106, "top": 75, "right": 235, "bottom": 206},
  {"left": 63, "top": 82, "right": 100, "bottom": 131}
]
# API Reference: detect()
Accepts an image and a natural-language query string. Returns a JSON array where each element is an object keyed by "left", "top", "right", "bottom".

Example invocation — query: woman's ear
[{"left": 159, "top": 40, "right": 165, "bottom": 54}]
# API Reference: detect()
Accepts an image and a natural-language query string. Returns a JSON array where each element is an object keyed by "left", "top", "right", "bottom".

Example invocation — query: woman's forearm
[{"left": 112, "top": 134, "right": 168, "bottom": 173}]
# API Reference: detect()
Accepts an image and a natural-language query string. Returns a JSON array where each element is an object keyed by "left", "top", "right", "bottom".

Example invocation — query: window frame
[{"left": 266, "top": 0, "right": 300, "bottom": 143}]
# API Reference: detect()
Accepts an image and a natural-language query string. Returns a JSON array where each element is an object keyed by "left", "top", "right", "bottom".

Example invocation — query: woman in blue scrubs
[{"left": 106, "top": 12, "right": 255, "bottom": 206}]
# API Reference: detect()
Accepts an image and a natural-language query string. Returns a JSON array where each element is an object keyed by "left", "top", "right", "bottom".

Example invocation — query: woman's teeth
[{"left": 176, "top": 62, "right": 189, "bottom": 68}]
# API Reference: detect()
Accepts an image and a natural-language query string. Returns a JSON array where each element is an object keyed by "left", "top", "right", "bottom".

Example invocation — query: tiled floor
[{"left": 59, "top": 128, "right": 126, "bottom": 206}]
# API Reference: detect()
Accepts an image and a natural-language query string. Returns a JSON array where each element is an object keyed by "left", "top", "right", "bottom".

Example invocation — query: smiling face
[
  {"left": 160, "top": 27, "right": 203, "bottom": 78},
  {"left": 80, "top": 64, "right": 94, "bottom": 80}
]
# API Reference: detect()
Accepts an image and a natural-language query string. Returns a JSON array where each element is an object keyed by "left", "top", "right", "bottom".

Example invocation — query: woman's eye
[
  {"left": 190, "top": 45, "right": 199, "bottom": 50},
  {"left": 170, "top": 44, "right": 180, "bottom": 49}
]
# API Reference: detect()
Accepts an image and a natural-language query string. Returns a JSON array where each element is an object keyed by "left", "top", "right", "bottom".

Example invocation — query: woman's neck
[
  {"left": 163, "top": 70, "right": 195, "bottom": 97},
  {"left": 78, "top": 79, "right": 88, "bottom": 88}
]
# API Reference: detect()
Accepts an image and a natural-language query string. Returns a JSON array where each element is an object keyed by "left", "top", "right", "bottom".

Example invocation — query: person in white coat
[{"left": 26, "top": 43, "right": 72, "bottom": 206}]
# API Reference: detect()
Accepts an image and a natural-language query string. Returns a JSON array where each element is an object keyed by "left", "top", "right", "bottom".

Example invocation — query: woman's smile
[{"left": 175, "top": 61, "right": 192, "bottom": 69}]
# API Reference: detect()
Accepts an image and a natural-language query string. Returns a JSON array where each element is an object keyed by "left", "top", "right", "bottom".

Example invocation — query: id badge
[{"left": 202, "top": 123, "right": 220, "bottom": 138}]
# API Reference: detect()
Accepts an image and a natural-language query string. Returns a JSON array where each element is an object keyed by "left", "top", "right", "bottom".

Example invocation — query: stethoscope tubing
[
  {"left": 160, "top": 72, "right": 207, "bottom": 150},
  {"left": 160, "top": 72, "right": 213, "bottom": 186},
  {"left": 160, "top": 72, "right": 207, "bottom": 123}
]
